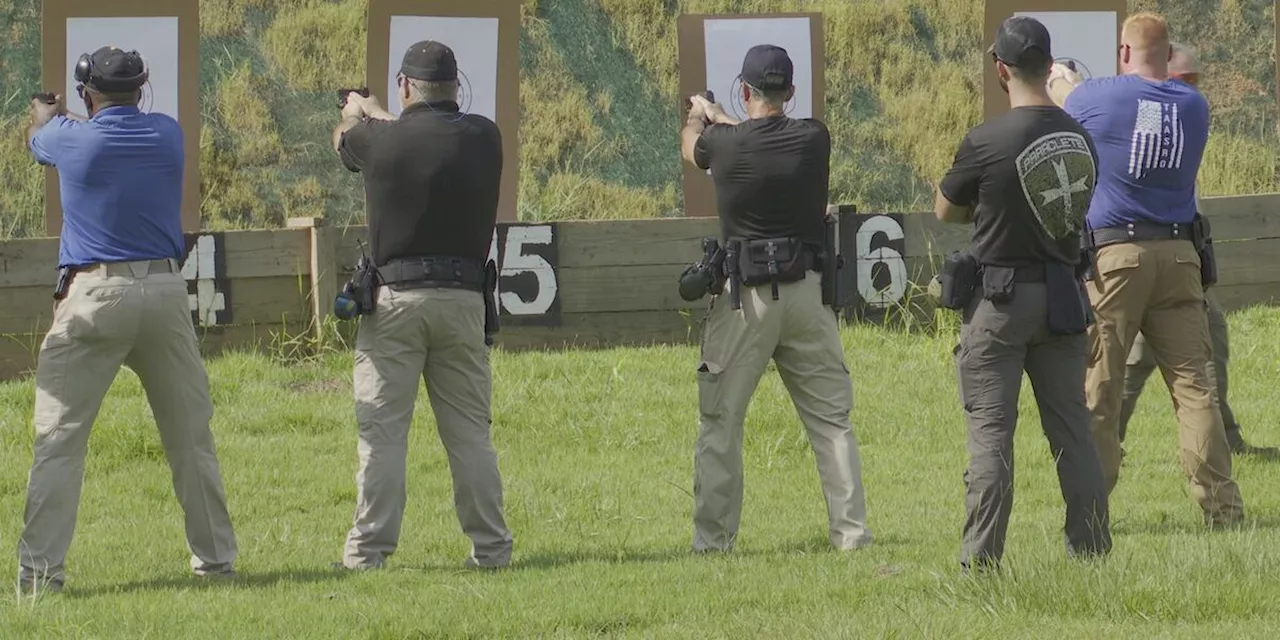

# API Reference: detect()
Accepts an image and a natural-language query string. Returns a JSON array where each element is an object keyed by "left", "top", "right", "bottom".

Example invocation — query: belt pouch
[
  {"left": 1045, "top": 262, "right": 1087, "bottom": 335},
  {"left": 938, "top": 251, "right": 979, "bottom": 310}
]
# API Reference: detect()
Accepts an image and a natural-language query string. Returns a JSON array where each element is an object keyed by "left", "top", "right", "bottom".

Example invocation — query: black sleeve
[
  {"left": 693, "top": 125, "right": 724, "bottom": 171},
  {"left": 338, "top": 120, "right": 390, "bottom": 173},
  {"left": 939, "top": 133, "right": 983, "bottom": 207}
]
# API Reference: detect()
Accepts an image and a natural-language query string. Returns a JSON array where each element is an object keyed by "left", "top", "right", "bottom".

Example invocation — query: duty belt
[
  {"left": 1010, "top": 264, "right": 1045, "bottom": 283},
  {"left": 72, "top": 258, "right": 180, "bottom": 277},
  {"left": 379, "top": 256, "right": 485, "bottom": 291},
  {"left": 1090, "top": 221, "right": 1195, "bottom": 249}
]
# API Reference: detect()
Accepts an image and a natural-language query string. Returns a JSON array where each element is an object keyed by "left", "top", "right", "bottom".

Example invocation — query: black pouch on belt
[
  {"left": 1045, "top": 262, "right": 1088, "bottom": 335},
  {"left": 1193, "top": 214, "right": 1218, "bottom": 289},
  {"left": 981, "top": 266, "right": 1016, "bottom": 303},
  {"left": 938, "top": 251, "right": 979, "bottom": 310}
]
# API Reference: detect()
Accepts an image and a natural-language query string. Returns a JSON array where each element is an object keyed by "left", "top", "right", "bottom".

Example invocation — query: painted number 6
[{"left": 856, "top": 215, "right": 907, "bottom": 309}]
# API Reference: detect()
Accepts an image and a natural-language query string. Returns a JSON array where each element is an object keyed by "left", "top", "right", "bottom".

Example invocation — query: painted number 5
[
  {"left": 856, "top": 215, "right": 907, "bottom": 309},
  {"left": 492, "top": 225, "right": 558, "bottom": 315}
]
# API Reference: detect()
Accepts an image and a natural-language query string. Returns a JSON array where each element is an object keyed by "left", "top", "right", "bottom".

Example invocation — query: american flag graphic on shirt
[{"left": 1129, "top": 99, "right": 1183, "bottom": 179}]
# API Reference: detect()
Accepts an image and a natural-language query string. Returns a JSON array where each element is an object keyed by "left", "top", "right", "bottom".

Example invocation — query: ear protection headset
[{"left": 74, "top": 49, "right": 149, "bottom": 93}]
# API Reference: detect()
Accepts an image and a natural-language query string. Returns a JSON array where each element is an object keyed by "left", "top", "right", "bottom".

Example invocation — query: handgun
[
  {"left": 32, "top": 92, "right": 57, "bottom": 105},
  {"left": 338, "top": 87, "right": 370, "bottom": 108},
  {"left": 683, "top": 90, "right": 716, "bottom": 113}
]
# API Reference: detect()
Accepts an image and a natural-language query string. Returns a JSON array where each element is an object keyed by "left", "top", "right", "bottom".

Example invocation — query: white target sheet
[
  {"left": 702, "top": 16, "right": 813, "bottom": 121},
  {"left": 66, "top": 16, "right": 179, "bottom": 120},
  {"left": 386, "top": 15, "right": 499, "bottom": 120},
  {"left": 1014, "top": 11, "right": 1118, "bottom": 80}
]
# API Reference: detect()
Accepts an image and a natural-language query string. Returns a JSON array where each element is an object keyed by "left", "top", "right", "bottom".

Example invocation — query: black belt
[
  {"left": 378, "top": 256, "right": 485, "bottom": 291},
  {"left": 1012, "top": 264, "right": 1045, "bottom": 283},
  {"left": 1090, "top": 222, "right": 1195, "bottom": 249}
]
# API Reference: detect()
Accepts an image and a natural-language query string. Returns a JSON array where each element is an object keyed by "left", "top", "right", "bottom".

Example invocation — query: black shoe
[{"left": 17, "top": 575, "right": 63, "bottom": 596}]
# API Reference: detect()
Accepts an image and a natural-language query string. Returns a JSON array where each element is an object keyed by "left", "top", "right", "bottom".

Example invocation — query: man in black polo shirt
[
  {"left": 330, "top": 40, "right": 512, "bottom": 570},
  {"left": 680, "top": 45, "right": 872, "bottom": 553},
  {"left": 934, "top": 17, "right": 1111, "bottom": 571}
]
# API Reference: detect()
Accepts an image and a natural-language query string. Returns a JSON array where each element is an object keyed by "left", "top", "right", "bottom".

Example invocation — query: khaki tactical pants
[
  {"left": 1120, "top": 292, "right": 1237, "bottom": 444},
  {"left": 954, "top": 282, "right": 1111, "bottom": 569},
  {"left": 693, "top": 272, "right": 871, "bottom": 552},
  {"left": 1085, "top": 240, "right": 1243, "bottom": 526},
  {"left": 342, "top": 285, "right": 512, "bottom": 569},
  {"left": 18, "top": 261, "right": 238, "bottom": 587}
]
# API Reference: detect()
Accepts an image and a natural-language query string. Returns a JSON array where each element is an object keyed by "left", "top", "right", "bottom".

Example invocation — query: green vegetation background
[{"left": 0, "top": 0, "right": 1275, "bottom": 238}]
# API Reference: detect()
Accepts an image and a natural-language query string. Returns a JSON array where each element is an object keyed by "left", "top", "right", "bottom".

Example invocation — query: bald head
[
  {"left": 1169, "top": 42, "right": 1201, "bottom": 85},
  {"left": 1120, "top": 12, "right": 1173, "bottom": 77}
]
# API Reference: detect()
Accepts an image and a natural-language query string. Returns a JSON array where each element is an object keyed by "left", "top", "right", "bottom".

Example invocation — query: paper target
[
  {"left": 386, "top": 16, "right": 499, "bottom": 120},
  {"left": 65, "top": 17, "right": 179, "bottom": 121},
  {"left": 1014, "top": 11, "right": 1118, "bottom": 79},
  {"left": 703, "top": 16, "right": 814, "bottom": 120}
]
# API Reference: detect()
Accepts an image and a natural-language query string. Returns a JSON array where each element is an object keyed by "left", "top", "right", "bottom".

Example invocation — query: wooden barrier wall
[{"left": 1, "top": 193, "right": 1279, "bottom": 381}]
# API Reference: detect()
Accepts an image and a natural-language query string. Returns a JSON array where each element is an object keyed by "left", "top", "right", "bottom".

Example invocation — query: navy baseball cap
[
  {"left": 400, "top": 40, "right": 457, "bottom": 81},
  {"left": 988, "top": 16, "right": 1052, "bottom": 69},
  {"left": 740, "top": 44, "right": 793, "bottom": 90}
]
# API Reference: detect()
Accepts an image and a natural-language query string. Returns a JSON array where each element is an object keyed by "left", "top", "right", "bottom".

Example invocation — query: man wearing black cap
[
  {"left": 680, "top": 45, "right": 873, "bottom": 554},
  {"left": 17, "top": 46, "right": 239, "bottom": 595},
  {"left": 934, "top": 16, "right": 1111, "bottom": 571},
  {"left": 331, "top": 40, "right": 512, "bottom": 571}
]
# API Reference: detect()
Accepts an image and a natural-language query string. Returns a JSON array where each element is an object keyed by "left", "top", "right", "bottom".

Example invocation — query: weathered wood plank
[
  {"left": 1200, "top": 193, "right": 1280, "bottom": 242},
  {"left": 222, "top": 229, "right": 310, "bottom": 279},
  {"left": 0, "top": 286, "right": 57, "bottom": 334},
  {"left": 0, "top": 238, "right": 59, "bottom": 288},
  {"left": 1215, "top": 239, "right": 1280, "bottom": 287},
  {"left": 1209, "top": 283, "right": 1280, "bottom": 314},
  {"left": 223, "top": 275, "right": 312, "bottom": 325},
  {"left": 558, "top": 265, "right": 694, "bottom": 314},
  {"left": 558, "top": 218, "right": 719, "bottom": 268}
]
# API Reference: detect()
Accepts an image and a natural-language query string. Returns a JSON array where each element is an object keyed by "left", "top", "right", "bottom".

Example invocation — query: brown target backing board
[
  {"left": 983, "top": 0, "right": 1126, "bottom": 122},
  {"left": 367, "top": 0, "right": 521, "bottom": 223},
  {"left": 676, "top": 13, "right": 825, "bottom": 218},
  {"left": 41, "top": 0, "right": 201, "bottom": 235}
]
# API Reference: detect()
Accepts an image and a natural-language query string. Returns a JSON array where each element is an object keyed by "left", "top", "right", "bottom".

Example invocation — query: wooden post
[{"left": 286, "top": 216, "right": 339, "bottom": 346}]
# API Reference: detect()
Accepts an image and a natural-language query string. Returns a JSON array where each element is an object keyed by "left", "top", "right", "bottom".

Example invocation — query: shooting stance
[
  {"left": 680, "top": 45, "right": 872, "bottom": 553},
  {"left": 1116, "top": 42, "right": 1277, "bottom": 457},
  {"left": 935, "top": 17, "right": 1111, "bottom": 571},
  {"left": 331, "top": 40, "right": 512, "bottom": 570},
  {"left": 17, "top": 47, "right": 238, "bottom": 594},
  {"left": 1051, "top": 13, "right": 1244, "bottom": 527}
]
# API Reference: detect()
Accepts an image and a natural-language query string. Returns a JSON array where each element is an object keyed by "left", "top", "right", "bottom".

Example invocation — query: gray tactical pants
[{"left": 954, "top": 282, "right": 1112, "bottom": 569}]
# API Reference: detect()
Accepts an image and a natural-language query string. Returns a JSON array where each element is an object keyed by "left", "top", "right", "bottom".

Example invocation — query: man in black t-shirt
[
  {"left": 330, "top": 40, "right": 512, "bottom": 572},
  {"left": 679, "top": 45, "right": 872, "bottom": 554},
  {"left": 935, "top": 17, "right": 1111, "bottom": 571}
]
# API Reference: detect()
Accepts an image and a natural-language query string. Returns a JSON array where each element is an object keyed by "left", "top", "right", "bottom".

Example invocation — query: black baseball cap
[
  {"left": 400, "top": 40, "right": 458, "bottom": 81},
  {"left": 988, "top": 16, "right": 1052, "bottom": 69},
  {"left": 86, "top": 46, "right": 147, "bottom": 90},
  {"left": 740, "top": 44, "right": 793, "bottom": 90}
]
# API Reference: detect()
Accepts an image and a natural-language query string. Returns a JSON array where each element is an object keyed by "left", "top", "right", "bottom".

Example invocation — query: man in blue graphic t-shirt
[{"left": 1049, "top": 12, "right": 1243, "bottom": 529}]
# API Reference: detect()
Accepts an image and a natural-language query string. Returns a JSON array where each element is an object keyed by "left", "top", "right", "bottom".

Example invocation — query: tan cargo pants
[
  {"left": 341, "top": 285, "right": 512, "bottom": 569},
  {"left": 1085, "top": 240, "right": 1243, "bottom": 526},
  {"left": 18, "top": 261, "right": 238, "bottom": 588},
  {"left": 693, "top": 272, "right": 871, "bottom": 552},
  {"left": 1120, "top": 292, "right": 1235, "bottom": 443}
]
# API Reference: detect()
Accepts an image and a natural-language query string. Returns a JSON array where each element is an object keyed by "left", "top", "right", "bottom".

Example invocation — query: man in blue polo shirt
[
  {"left": 17, "top": 46, "right": 238, "bottom": 596},
  {"left": 1050, "top": 13, "right": 1244, "bottom": 527}
]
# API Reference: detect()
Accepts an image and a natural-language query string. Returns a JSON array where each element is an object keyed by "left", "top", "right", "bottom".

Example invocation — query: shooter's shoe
[
  {"left": 16, "top": 573, "right": 63, "bottom": 597},
  {"left": 1227, "top": 430, "right": 1280, "bottom": 459}
]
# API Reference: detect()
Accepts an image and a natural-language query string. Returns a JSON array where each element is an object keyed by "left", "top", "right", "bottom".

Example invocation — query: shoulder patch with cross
[{"left": 1015, "top": 131, "right": 1096, "bottom": 240}]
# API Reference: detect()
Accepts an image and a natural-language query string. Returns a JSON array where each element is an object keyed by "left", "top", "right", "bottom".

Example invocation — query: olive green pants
[
  {"left": 693, "top": 273, "right": 871, "bottom": 552},
  {"left": 18, "top": 261, "right": 238, "bottom": 589},
  {"left": 341, "top": 285, "right": 512, "bottom": 569}
]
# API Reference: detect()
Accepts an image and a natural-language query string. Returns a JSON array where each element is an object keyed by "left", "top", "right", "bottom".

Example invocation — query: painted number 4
[
  {"left": 489, "top": 226, "right": 558, "bottom": 316},
  {"left": 181, "top": 235, "right": 227, "bottom": 326}
]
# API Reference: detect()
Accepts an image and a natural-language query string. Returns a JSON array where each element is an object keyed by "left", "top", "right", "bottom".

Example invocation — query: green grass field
[{"left": 4, "top": 309, "right": 1280, "bottom": 637}]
